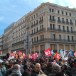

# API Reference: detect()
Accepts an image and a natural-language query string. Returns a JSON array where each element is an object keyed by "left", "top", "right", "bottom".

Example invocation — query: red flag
[
  {"left": 44, "top": 48, "right": 51, "bottom": 56},
  {"left": 54, "top": 52, "right": 61, "bottom": 60}
]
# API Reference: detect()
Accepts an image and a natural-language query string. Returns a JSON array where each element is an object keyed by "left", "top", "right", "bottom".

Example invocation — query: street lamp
[{"left": 24, "top": 26, "right": 32, "bottom": 55}]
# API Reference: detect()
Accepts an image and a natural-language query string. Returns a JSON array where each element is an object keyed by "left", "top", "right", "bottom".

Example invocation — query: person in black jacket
[{"left": 22, "top": 64, "right": 31, "bottom": 76}]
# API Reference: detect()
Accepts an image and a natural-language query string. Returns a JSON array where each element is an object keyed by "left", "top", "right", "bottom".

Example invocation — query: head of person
[
  {"left": 34, "top": 63, "right": 41, "bottom": 72},
  {"left": 13, "top": 64, "right": 21, "bottom": 70}
]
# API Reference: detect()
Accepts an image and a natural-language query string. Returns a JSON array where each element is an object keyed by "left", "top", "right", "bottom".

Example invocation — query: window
[
  {"left": 58, "top": 17, "right": 60, "bottom": 21},
  {"left": 32, "top": 30, "right": 33, "bottom": 34},
  {"left": 34, "top": 37, "right": 36, "bottom": 42},
  {"left": 62, "top": 11, "right": 64, "bottom": 15},
  {"left": 58, "top": 10, "right": 59, "bottom": 14},
  {"left": 62, "top": 18, "right": 64, "bottom": 21},
  {"left": 34, "top": 28, "right": 35, "bottom": 33},
  {"left": 49, "top": 8, "right": 51, "bottom": 12},
  {"left": 37, "top": 36, "right": 38, "bottom": 42},
  {"left": 70, "top": 19, "right": 73, "bottom": 24},
  {"left": 34, "top": 15, "right": 35, "bottom": 18},
  {"left": 69, "top": 13, "right": 71, "bottom": 16},
  {"left": 71, "top": 27, "right": 73, "bottom": 32},
  {"left": 66, "top": 12, "right": 67, "bottom": 15},
  {"left": 50, "top": 15, "right": 52, "bottom": 20},
  {"left": 59, "top": 35, "right": 61, "bottom": 40},
  {"left": 72, "top": 36, "right": 74, "bottom": 41},
  {"left": 63, "top": 26, "right": 65, "bottom": 31},
  {"left": 50, "top": 24, "right": 52, "bottom": 29},
  {"left": 68, "top": 36, "right": 70, "bottom": 41},
  {"left": 66, "top": 19, "right": 69, "bottom": 24},
  {"left": 53, "top": 16, "right": 55, "bottom": 21},
  {"left": 37, "top": 27, "right": 38, "bottom": 32},
  {"left": 42, "top": 25, "right": 43, "bottom": 29},
  {"left": 52, "top": 9, "right": 54, "bottom": 12},
  {"left": 58, "top": 25, "right": 61, "bottom": 30},
  {"left": 32, "top": 38, "right": 33, "bottom": 42},
  {"left": 53, "top": 24, "right": 55, "bottom": 29},
  {"left": 53, "top": 34, "right": 55, "bottom": 40},
  {"left": 67, "top": 26, "right": 69, "bottom": 32},
  {"left": 66, "top": 19, "right": 68, "bottom": 22},
  {"left": 36, "top": 20, "right": 38, "bottom": 25},
  {"left": 40, "top": 35, "right": 44, "bottom": 40}
]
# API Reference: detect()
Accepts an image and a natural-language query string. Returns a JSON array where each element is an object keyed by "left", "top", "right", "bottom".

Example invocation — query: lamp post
[{"left": 24, "top": 27, "right": 32, "bottom": 55}]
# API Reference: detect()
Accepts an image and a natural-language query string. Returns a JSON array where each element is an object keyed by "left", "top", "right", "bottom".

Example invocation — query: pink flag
[
  {"left": 74, "top": 52, "right": 76, "bottom": 57},
  {"left": 31, "top": 52, "right": 39, "bottom": 60}
]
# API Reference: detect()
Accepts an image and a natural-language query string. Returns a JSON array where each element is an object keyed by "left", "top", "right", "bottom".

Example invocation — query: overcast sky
[{"left": 0, "top": 0, "right": 76, "bottom": 35}]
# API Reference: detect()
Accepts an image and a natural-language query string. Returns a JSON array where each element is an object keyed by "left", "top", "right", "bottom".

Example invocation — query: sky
[{"left": 0, "top": 0, "right": 76, "bottom": 35}]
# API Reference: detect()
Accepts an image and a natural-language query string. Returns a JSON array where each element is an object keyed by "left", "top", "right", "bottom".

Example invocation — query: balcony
[
  {"left": 31, "top": 23, "right": 38, "bottom": 28},
  {"left": 31, "top": 24, "right": 34, "bottom": 28},
  {"left": 66, "top": 22, "right": 69, "bottom": 25},
  {"left": 47, "top": 27, "right": 76, "bottom": 33},
  {"left": 47, "top": 28, "right": 56, "bottom": 31},
  {"left": 63, "top": 30, "right": 66, "bottom": 32},
  {"left": 30, "top": 28, "right": 46, "bottom": 35},
  {"left": 58, "top": 20, "right": 62, "bottom": 23},
  {"left": 32, "top": 38, "right": 47, "bottom": 44},
  {"left": 32, "top": 38, "right": 76, "bottom": 45},
  {"left": 35, "top": 22, "right": 38, "bottom": 25},
  {"left": 50, "top": 39, "right": 76, "bottom": 43},
  {"left": 12, "top": 40, "right": 24, "bottom": 46},
  {"left": 62, "top": 21, "right": 65, "bottom": 24},
  {"left": 49, "top": 19, "right": 55, "bottom": 23},
  {"left": 70, "top": 22, "right": 73, "bottom": 25},
  {"left": 39, "top": 20, "right": 43, "bottom": 24}
]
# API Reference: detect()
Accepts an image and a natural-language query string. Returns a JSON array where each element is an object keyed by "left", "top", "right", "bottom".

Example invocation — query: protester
[
  {"left": 0, "top": 49, "right": 76, "bottom": 76},
  {"left": 9, "top": 64, "right": 22, "bottom": 76},
  {"left": 31, "top": 63, "right": 46, "bottom": 76}
]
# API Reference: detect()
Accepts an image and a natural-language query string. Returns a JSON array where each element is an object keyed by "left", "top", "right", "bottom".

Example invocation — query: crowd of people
[{"left": 0, "top": 53, "right": 76, "bottom": 76}]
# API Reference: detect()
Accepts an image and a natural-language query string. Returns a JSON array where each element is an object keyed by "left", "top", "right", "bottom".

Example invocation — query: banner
[{"left": 44, "top": 48, "right": 51, "bottom": 56}]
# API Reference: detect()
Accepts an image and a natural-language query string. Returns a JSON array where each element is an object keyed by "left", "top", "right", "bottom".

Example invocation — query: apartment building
[
  {"left": 0, "top": 36, "right": 3, "bottom": 54},
  {"left": 3, "top": 2, "right": 76, "bottom": 54},
  {"left": 3, "top": 23, "right": 14, "bottom": 53},
  {"left": 30, "top": 2, "right": 76, "bottom": 53}
]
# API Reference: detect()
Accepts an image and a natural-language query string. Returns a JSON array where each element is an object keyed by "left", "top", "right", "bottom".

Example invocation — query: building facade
[
  {"left": 0, "top": 36, "right": 3, "bottom": 54},
  {"left": 3, "top": 2, "right": 76, "bottom": 54},
  {"left": 3, "top": 23, "right": 14, "bottom": 53},
  {"left": 30, "top": 2, "right": 76, "bottom": 53}
]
